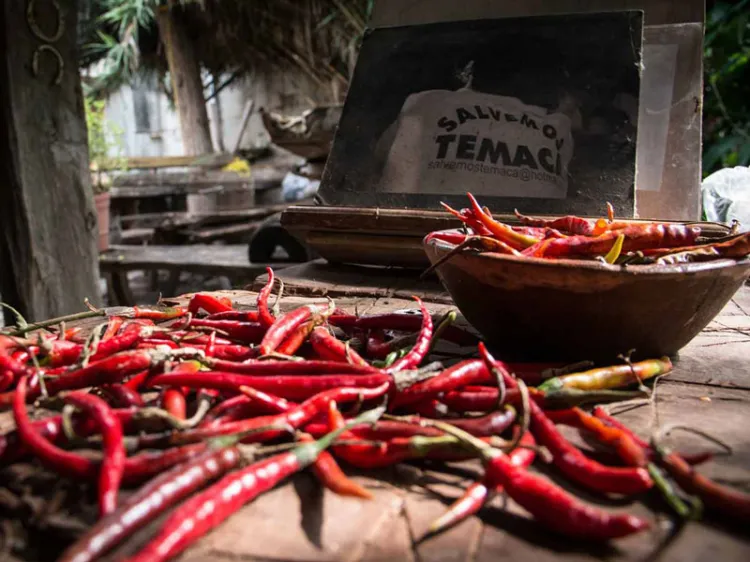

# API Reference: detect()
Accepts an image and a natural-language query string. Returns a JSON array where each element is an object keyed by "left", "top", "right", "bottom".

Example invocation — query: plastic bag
[{"left": 701, "top": 166, "right": 750, "bottom": 230}]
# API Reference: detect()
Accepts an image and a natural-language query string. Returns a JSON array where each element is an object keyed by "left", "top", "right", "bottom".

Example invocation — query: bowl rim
[{"left": 424, "top": 229, "right": 750, "bottom": 276}]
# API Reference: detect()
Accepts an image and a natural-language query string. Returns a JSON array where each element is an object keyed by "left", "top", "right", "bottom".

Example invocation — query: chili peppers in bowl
[{"left": 424, "top": 194, "right": 750, "bottom": 362}]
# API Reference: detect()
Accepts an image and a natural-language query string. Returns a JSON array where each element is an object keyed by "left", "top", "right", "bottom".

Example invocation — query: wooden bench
[{"left": 99, "top": 244, "right": 292, "bottom": 306}]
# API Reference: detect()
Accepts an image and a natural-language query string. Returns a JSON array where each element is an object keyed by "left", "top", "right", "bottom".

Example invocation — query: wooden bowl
[{"left": 424, "top": 230, "right": 750, "bottom": 362}]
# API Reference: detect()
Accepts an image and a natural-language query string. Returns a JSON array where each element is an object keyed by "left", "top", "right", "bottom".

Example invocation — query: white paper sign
[{"left": 375, "top": 87, "right": 574, "bottom": 198}]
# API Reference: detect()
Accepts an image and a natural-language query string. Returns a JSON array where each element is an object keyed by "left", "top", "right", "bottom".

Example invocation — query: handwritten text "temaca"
[{"left": 434, "top": 134, "right": 563, "bottom": 176}]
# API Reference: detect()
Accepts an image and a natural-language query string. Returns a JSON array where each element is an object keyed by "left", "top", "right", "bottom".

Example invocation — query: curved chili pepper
[
  {"left": 205, "top": 310, "right": 260, "bottom": 322},
  {"left": 258, "top": 302, "right": 333, "bottom": 356},
  {"left": 642, "top": 230, "right": 750, "bottom": 259},
  {"left": 466, "top": 193, "right": 540, "bottom": 249},
  {"left": 258, "top": 266, "right": 277, "bottom": 328},
  {"left": 124, "top": 410, "right": 382, "bottom": 562},
  {"left": 538, "top": 357, "right": 672, "bottom": 393},
  {"left": 299, "top": 433, "right": 373, "bottom": 500},
  {"left": 97, "top": 383, "right": 145, "bottom": 408},
  {"left": 529, "top": 401, "right": 652, "bottom": 496},
  {"left": 328, "top": 313, "right": 478, "bottom": 347},
  {"left": 427, "top": 432, "right": 537, "bottom": 535},
  {"left": 309, "top": 326, "right": 369, "bottom": 366},
  {"left": 58, "top": 446, "right": 243, "bottom": 562},
  {"left": 202, "top": 387, "right": 293, "bottom": 426},
  {"left": 440, "top": 202, "right": 493, "bottom": 236},
  {"left": 149, "top": 370, "right": 391, "bottom": 403},
  {"left": 385, "top": 297, "right": 432, "bottom": 373},
  {"left": 202, "top": 357, "right": 378, "bottom": 375},
  {"left": 513, "top": 209, "right": 594, "bottom": 236},
  {"left": 390, "top": 359, "right": 488, "bottom": 410},
  {"left": 62, "top": 392, "right": 125, "bottom": 516},
  {"left": 187, "top": 293, "right": 234, "bottom": 316},
  {"left": 185, "top": 319, "right": 265, "bottom": 344}
]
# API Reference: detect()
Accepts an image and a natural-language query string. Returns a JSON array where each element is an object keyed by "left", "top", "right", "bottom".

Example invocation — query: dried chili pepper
[
  {"left": 187, "top": 293, "right": 234, "bottom": 316},
  {"left": 148, "top": 371, "right": 392, "bottom": 402},
  {"left": 258, "top": 302, "right": 333, "bottom": 356},
  {"left": 201, "top": 357, "right": 377, "bottom": 375},
  {"left": 426, "top": 432, "right": 537, "bottom": 535},
  {"left": 513, "top": 209, "right": 594, "bottom": 236},
  {"left": 57, "top": 446, "right": 244, "bottom": 562},
  {"left": 529, "top": 400, "right": 652, "bottom": 496},
  {"left": 257, "top": 266, "right": 277, "bottom": 328},
  {"left": 429, "top": 421, "right": 649, "bottom": 540},
  {"left": 538, "top": 357, "right": 672, "bottom": 393},
  {"left": 123, "top": 408, "right": 383, "bottom": 562},
  {"left": 299, "top": 432, "right": 373, "bottom": 500},
  {"left": 185, "top": 319, "right": 265, "bottom": 344},
  {"left": 309, "top": 326, "right": 369, "bottom": 366},
  {"left": 61, "top": 392, "right": 125, "bottom": 516},
  {"left": 466, "top": 193, "right": 540, "bottom": 249}
]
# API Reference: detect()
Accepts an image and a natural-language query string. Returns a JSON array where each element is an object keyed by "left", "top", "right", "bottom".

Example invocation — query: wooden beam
[{"left": 0, "top": 0, "right": 101, "bottom": 322}]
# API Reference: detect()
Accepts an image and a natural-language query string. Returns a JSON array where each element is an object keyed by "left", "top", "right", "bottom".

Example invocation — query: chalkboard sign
[{"left": 317, "top": 11, "right": 644, "bottom": 217}]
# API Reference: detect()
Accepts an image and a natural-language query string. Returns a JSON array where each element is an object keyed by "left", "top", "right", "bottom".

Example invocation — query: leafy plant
[
  {"left": 703, "top": 0, "right": 750, "bottom": 176},
  {"left": 85, "top": 96, "right": 127, "bottom": 193}
]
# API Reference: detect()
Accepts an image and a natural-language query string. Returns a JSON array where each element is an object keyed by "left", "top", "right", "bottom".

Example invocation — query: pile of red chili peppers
[
  {"left": 1, "top": 272, "right": 748, "bottom": 562},
  {"left": 429, "top": 193, "right": 750, "bottom": 265}
]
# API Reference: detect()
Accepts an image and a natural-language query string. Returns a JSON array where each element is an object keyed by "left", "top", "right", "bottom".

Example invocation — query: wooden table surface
[{"left": 2, "top": 275, "right": 749, "bottom": 562}]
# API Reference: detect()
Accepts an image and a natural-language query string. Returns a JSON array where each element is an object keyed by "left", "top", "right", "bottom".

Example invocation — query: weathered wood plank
[{"left": 0, "top": 0, "right": 101, "bottom": 322}]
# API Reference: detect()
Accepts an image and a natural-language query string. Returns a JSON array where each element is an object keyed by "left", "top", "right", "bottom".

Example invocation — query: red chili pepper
[
  {"left": 202, "top": 387, "right": 293, "bottom": 426},
  {"left": 309, "top": 326, "right": 369, "bottom": 366},
  {"left": 475, "top": 343, "right": 652, "bottom": 496},
  {"left": 123, "top": 411, "right": 380, "bottom": 562},
  {"left": 148, "top": 370, "right": 391, "bottom": 402},
  {"left": 535, "top": 224, "right": 701, "bottom": 258},
  {"left": 58, "top": 446, "right": 243, "bottom": 562},
  {"left": 513, "top": 209, "right": 594, "bottom": 236},
  {"left": 185, "top": 319, "right": 266, "bottom": 344},
  {"left": 205, "top": 310, "right": 260, "bottom": 322},
  {"left": 97, "top": 384, "right": 145, "bottom": 408},
  {"left": 298, "top": 433, "right": 373, "bottom": 500},
  {"left": 529, "top": 401, "right": 652, "bottom": 496},
  {"left": 137, "top": 383, "right": 390, "bottom": 449},
  {"left": 258, "top": 303, "right": 333, "bottom": 356},
  {"left": 427, "top": 432, "right": 537, "bottom": 535},
  {"left": 187, "top": 293, "right": 234, "bottom": 316},
  {"left": 546, "top": 408, "right": 649, "bottom": 468},
  {"left": 162, "top": 388, "right": 187, "bottom": 420},
  {"left": 101, "top": 316, "right": 125, "bottom": 341},
  {"left": 123, "top": 369, "right": 151, "bottom": 393},
  {"left": 440, "top": 202, "right": 493, "bottom": 236},
  {"left": 486, "top": 446, "right": 649, "bottom": 539},
  {"left": 642, "top": 230, "right": 750, "bottom": 260},
  {"left": 257, "top": 266, "right": 277, "bottom": 328},
  {"left": 385, "top": 297, "right": 432, "bottom": 373},
  {"left": 202, "top": 357, "right": 378, "bottom": 375},
  {"left": 466, "top": 193, "right": 541, "bottom": 249},
  {"left": 1, "top": 349, "right": 155, "bottom": 406},
  {"left": 61, "top": 392, "right": 125, "bottom": 516},
  {"left": 276, "top": 320, "right": 319, "bottom": 356},
  {"left": 328, "top": 313, "right": 477, "bottom": 347},
  {"left": 390, "top": 359, "right": 488, "bottom": 410}
]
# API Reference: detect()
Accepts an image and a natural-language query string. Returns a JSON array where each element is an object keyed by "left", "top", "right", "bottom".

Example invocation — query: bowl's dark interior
[{"left": 425, "top": 234, "right": 750, "bottom": 363}]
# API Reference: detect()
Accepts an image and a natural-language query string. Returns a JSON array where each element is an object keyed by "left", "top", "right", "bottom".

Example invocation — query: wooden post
[
  {"left": 156, "top": 6, "right": 214, "bottom": 156},
  {"left": 0, "top": 0, "right": 102, "bottom": 323}
]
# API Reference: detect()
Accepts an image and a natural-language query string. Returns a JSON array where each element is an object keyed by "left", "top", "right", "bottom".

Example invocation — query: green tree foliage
[{"left": 703, "top": 0, "right": 750, "bottom": 175}]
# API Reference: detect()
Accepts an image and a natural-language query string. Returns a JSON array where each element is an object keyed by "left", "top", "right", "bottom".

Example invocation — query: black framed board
[{"left": 317, "top": 11, "right": 644, "bottom": 217}]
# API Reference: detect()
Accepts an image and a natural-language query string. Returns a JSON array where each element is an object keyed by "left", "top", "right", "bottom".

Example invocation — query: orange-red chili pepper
[
  {"left": 514, "top": 209, "right": 594, "bottom": 236},
  {"left": 187, "top": 293, "right": 234, "bottom": 316},
  {"left": 309, "top": 326, "right": 369, "bottom": 366},
  {"left": 299, "top": 433, "right": 373, "bottom": 500},
  {"left": 257, "top": 266, "right": 277, "bottom": 328}
]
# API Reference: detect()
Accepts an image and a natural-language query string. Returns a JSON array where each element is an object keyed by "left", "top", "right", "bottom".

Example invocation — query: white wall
[{"left": 100, "top": 67, "right": 337, "bottom": 159}]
